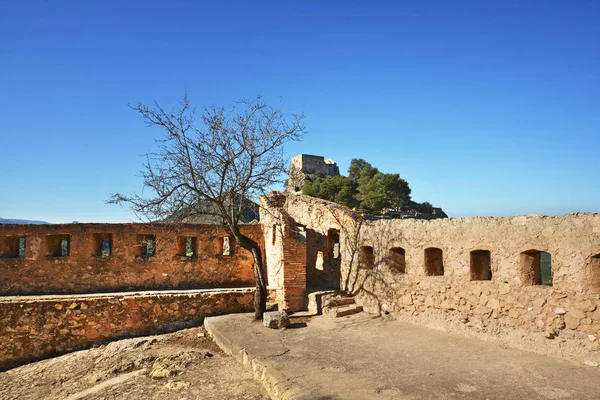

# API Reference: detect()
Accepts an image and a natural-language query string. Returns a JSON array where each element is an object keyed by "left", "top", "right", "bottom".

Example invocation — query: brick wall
[
  {"left": 281, "top": 222, "right": 307, "bottom": 311},
  {"left": 260, "top": 194, "right": 312, "bottom": 311}
]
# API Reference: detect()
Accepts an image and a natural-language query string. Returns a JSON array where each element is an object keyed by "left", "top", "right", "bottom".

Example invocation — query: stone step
[
  {"left": 324, "top": 296, "right": 355, "bottom": 308},
  {"left": 307, "top": 289, "right": 338, "bottom": 314},
  {"left": 329, "top": 304, "right": 363, "bottom": 318}
]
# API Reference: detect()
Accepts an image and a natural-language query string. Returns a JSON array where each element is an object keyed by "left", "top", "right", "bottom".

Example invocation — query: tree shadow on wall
[{"left": 341, "top": 219, "right": 418, "bottom": 316}]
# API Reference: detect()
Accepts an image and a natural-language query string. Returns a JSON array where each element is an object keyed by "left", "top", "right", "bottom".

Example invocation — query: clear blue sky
[{"left": 1, "top": 1, "right": 599, "bottom": 222}]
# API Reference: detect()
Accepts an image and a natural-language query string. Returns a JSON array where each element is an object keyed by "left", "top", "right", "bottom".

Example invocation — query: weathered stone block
[
  {"left": 473, "top": 305, "right": 491, "bottom": 316},
  {"left": 568, "top": 309, "right": 586, "bottom": 320},
  {"left": 424, "top": 296, "right": 435, "bottom": 308},
  {"left": 551, "top": 316, "right": 566, "bottom": 330},
  {"left": 263, "top": 311, "right": 290, "bottom": 329},
  {"left": 479, "top": 294, "right": 489, "bottom": 306},
  {"left": 440, "top": 299, "right": 456, "bottom": 310},
  {"left": 487, "top": 298, "right": 501, "bottom": 310},
  {"left": 402, "top": 294, "right": 413, "bottom": 306},
  {"left": 565, "top": 314, "right": 581, "bottom": 330},
  {"left": 532, "top": 298, "right": 547, "bottom": 308},
  {"left": 575, "top": 300, "right": 595, "bottom": 312},
  {"left": 499, "top": 284, "right": 511, "bottom": 295}
]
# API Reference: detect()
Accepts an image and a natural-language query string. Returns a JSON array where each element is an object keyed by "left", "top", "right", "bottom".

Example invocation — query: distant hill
[
  {"left": 167, "top": 197, "right": 259, "bottom": 224},
  {"left": 0, "top": 217, "right": 51, "bottom": 224}
]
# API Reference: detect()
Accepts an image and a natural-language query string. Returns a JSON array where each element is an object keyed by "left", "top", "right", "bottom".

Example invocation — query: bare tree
[{"left": 108, "top": 94, "right": 306, "bottom": 319}]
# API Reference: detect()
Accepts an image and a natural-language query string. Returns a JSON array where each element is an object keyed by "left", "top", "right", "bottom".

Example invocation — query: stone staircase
[{"left": 307, "top": 289, "right": 363, "bottom": 317}]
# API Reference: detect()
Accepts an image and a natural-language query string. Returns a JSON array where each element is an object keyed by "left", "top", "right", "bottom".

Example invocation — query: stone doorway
[{"left": 306, "top": 228, "right": 342, "bottom": 291}]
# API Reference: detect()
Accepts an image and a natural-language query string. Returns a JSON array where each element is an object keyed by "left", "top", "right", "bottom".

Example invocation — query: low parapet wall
[
  {"left": 0, "top": 223, "right": 263, "bottom": 295},
  {"left": 0, "top": 288, "right": 255, "bottom": 371},
  {"left": 348, "top": 215, "right": 600, "bottom": 360},
  {"left": 348, "top": 214, "right": 600, "bottom": 293}
]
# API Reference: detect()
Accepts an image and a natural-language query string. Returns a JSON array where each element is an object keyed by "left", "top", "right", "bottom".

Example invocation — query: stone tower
[{"left": 286, "top": 154, "right": 340, "bottom": 193}]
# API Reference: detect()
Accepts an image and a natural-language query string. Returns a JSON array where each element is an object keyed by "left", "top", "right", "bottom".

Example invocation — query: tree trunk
[
  {"left": 251, "top": 245, "right": 267, "bottom": 319},
  {"left": 234, "top": 231, "right": 267, "bottom": 320}
]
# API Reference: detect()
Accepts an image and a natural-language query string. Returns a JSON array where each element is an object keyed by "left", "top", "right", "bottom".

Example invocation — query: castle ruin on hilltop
[{"left": 286, "top": 154, "right": 340, "bottom": 193}]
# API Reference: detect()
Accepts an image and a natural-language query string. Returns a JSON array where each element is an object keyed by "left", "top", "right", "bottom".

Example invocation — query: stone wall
[
  {"left": 261, "top": 193, "right": 361, "bottom": 310},
  {"left": 0, "top": 288, "right": 254, "bottom": 371},
  {"left": 261, "top": 193, "right": 600, "bottom": 360},
  {"left": 260, "top": 193, "right": 311, "bottom": 311},
  {"left": 0, "top": 223, "right": 263, "bottom": 295},
  {"left": 5, "top": 192, "right": 600, "bottom": 367},
  {"left": 350, "top": 216, "right": 600, "bottom": 341}
]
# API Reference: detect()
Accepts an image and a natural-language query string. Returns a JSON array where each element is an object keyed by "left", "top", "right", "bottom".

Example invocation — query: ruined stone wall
[
  {"left": 261, "top": 193, "right": 361, "bottom": 308},
  {"left": 0, "top": 223, "right": 263, "bottom": 296},
  {"left": 262, "top": 193, "right": 600, "bottom": 359},
  {"left": 260, "top": 193, "right": 312, "bottom": 311},
  {"left": 349, "top": 216, "right": 600, "bottom": 343},
  {"left": 0, "top": 288, "right": 254, "bottom": 371}
]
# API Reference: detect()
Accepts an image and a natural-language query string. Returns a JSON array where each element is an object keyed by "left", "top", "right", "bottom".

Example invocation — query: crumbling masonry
[{"left": 1, "top": 192, "right": 600, "bottom": 370}]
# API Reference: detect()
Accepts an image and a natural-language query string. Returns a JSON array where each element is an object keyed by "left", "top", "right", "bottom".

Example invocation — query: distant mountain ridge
[{"left": 0, "top": 217, "right": 51, "bottom": 224}]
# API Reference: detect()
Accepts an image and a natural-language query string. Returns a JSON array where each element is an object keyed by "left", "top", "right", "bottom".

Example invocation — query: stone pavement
[{"left": 205, "top": 312, "right": 600, "bottom": 400}]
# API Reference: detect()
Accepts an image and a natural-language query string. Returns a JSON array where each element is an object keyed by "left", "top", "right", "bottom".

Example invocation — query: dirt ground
[{"left": 0, "top": 326, "right": 265, "bottom": 400}]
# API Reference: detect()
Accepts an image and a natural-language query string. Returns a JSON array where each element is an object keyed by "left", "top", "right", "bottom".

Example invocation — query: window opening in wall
[
  {"left": 222, "top": 236, "right": 231, "bottom": 256},
  {"left": 424, "top": 247, "right": 444, "bottom": 276},
  {"left": 18, "top": 237, "right": 26, "bottom": 258},
  {"left": 185, "top": 237, "right": 195, "bottom": 257},
  {"left": 540, "top": 252, "right": 552, "bottom": 285},
  {"left": 177, "top": 236, "right": 198, "bottom": 258},
  {"left": 146, "top": 239, "right": 155, "bottom": 256},
  {"left": 93, "top": 234, "right": 112, "bottom": 257},
  {"left": 60, "top": 239, "right": 69, "bottom": 257},
  {"left": 60, "top": 239, "right": 69, "bottom": 256},
  {"left": 178, "top": 236, "right": 197, "bottom": 257},
  {"left": 588, "top": 254, "right": 600, "bottom": 293},
  {"left": 327, "top": 229, "right": 341, "bottom": 260},
  {"left": 296, "top": 224, "right": 307, "bottom": 241},
  {"left": 101, "top": 240, "right": 110, "bottom": 257},
  {"left": 137, "top": 235, "right": 156, "bottom": 257},
  {"left": 272, "top": 224, "right": 278, "bottom": 245},
  {"left": 388, "top": 247, "right": 406, "bottom": 273},
  {"left": 470, "top": 250, "right": 492, "bottom": 281},
  {"left": 520, "top": 250, "right": 552, "bottom": 286},
  {"left": 46, "top": 235, "right": 70, "bottom": 257},
  {"left": 316, "top": 251, "right": 324, "bottom": 271},
  {"left": 359, "top": 246, "right": 375, "bottom": 269},
  {"left": 0, "top": 236, "right": 21, "bottom": 258}
]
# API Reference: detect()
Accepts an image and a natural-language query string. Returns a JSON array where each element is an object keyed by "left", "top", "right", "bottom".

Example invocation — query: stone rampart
[
  {"left": 0, "top": 288, "right": 254, "bottom": 371},
  {"left": 261, "top": 193, "right": 600, "bottom": 359},
  {"left": 0, "top": 223, "right": 263, "bottom": 295},
  {"left": 350, "top": 215, "right": 600, "bottom": 341}
]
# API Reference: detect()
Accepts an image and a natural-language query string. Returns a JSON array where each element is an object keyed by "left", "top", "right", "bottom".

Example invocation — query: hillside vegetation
[{"left": 302, "top": 158, "right": 433, "bottom": 214}]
